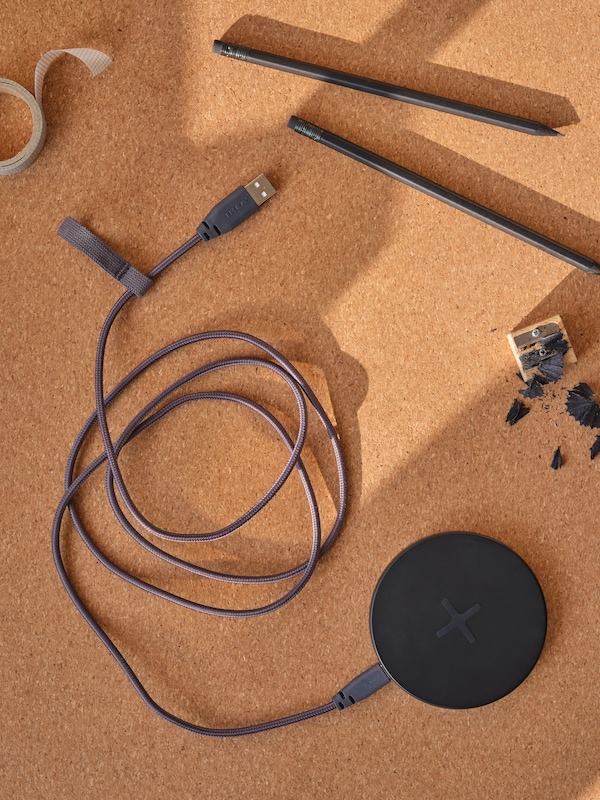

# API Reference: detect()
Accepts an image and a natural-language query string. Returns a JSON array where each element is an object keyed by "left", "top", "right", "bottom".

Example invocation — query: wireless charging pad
[{"left": 370, "top": 531, "right": 547, "bottom": 708}]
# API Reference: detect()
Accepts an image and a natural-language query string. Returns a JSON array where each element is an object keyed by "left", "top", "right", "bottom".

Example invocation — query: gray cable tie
[{"left": 57, "top": 217, "right": 152, "bottom": 297}]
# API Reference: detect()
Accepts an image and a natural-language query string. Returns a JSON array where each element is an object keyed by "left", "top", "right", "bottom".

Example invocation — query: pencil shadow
[
  {"left": 223, "top": 12, "right": 579, "bottom": 130},
  {"left": 210, "top": 12, "right": 597, "bottom": 282},
  {"left": 372, "top": 128, "right": 600, "bottom": 256}
]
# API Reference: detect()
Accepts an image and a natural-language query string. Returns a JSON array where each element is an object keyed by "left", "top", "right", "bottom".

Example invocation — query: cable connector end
[
  {"left": 196, "top": 174, "right": 277, "bottom": 241},
  {"left": 332, "top": 663, "right": 390, "bottom": 710},
  {"left": 244, "top": 173, "right": 276, "bottom": 206}
]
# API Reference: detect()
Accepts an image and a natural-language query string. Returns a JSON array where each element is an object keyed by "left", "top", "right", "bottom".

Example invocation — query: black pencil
[
  {"left": 214, "top": 40, "right": 562, "bottom": 137},
  {"left": 288, "top": 116, "right": 600, "bottom": 275}
]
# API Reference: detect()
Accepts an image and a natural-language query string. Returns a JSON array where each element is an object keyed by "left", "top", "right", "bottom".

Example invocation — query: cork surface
[{"left": 1, "top": 1, "right": 599, "bottom": 798}]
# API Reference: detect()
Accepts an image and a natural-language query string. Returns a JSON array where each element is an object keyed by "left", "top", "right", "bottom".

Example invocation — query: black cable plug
[
  {"left": 333, "top": 663, "right": 390, "bottom": 710},
  {"left": 197, "top": 174, "right": 276, "bottom": 240}
]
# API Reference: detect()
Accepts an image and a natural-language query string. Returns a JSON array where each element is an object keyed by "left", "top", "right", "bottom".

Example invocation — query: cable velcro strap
[{"left": 57, "top": 217, "right": 153, "bottom": 297}]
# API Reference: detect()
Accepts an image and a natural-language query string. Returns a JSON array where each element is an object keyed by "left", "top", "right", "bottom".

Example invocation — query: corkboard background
[{"left": 1, "top": 1, "right": 600, "bottom": 798}]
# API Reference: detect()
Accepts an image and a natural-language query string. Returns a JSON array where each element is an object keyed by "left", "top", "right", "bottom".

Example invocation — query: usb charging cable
[{"left": 52, "top": 174, "right": 389, "bottom": 737}]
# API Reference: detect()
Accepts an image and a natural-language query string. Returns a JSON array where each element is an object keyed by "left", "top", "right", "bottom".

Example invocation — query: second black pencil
[{"left": 288, "top": 115, "right": 600, "bottom": 275}]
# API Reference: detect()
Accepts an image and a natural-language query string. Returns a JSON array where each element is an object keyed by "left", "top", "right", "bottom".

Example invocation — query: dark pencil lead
[
  {"left": 516, "top": 372, "right": 526, "bottom": 383},
  {"left": 550, "top": 447, "right": 562, "bottom": 470},
  {"left": 519, "top": 377, "right": 545, "bottom": 399},
  {"left": 539, "top": 331, "right": 561, "bottom": 345},
  {"left": 519, "top": 333, "right": 567, "bottom": 381},
  {"left": 566, "top": 384, "right": 600, "bottom": 428},
  {"left": 506, "top": 398, "right": 530, "bottom": 426},
  {"left": 541, "top": 338, "right": 569, "bottom": 357},
  {"left": 537, "top": 354, "right": 564, "bottom": 382},
  {"left": 590, "top": 436, "right": 600, "bottom": 460},
  {"left": 539, "top": 332, "right": 570, "bottom": 355}
]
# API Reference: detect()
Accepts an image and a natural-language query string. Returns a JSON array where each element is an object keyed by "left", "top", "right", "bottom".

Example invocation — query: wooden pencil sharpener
[{"left": 507, "top": 314, "right": 576, "bottom": 382}]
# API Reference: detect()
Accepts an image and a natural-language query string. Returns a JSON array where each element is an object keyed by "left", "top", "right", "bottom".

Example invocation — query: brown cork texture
[{"left": 1, "top": 1, "right": 599, "bottom": 798}]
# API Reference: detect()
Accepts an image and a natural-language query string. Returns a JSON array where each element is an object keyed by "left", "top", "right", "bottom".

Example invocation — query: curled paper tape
[{"left": 0, "top": 48, "right": 112, "bottom": 176}]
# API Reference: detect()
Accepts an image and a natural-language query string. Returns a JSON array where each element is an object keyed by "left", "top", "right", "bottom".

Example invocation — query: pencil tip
[{"left": 547, "top": 129, "right": 564, "bottom": 137}]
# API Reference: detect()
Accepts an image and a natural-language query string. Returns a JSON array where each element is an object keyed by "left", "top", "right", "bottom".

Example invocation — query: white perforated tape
[{"left": 0, "top": 48, "right": 112, "bottom": 176}]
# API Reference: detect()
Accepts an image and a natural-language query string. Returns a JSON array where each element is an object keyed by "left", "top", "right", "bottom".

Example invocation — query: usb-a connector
[
  {"left": 197, "top": 173, "right": 277, "bottom": 240},
  {"left": 244, "top": 174, "right": 276, "bottom": 206}
]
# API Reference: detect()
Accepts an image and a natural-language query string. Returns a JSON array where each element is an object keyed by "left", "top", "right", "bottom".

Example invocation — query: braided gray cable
[{"left": 52, "top": 234, "right": 348, "bottom": 736}]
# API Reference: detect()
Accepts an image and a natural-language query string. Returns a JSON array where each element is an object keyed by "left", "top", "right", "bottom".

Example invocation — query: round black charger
[{"left": 370, "top": 531, "right": 547, "bottom": 709}]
